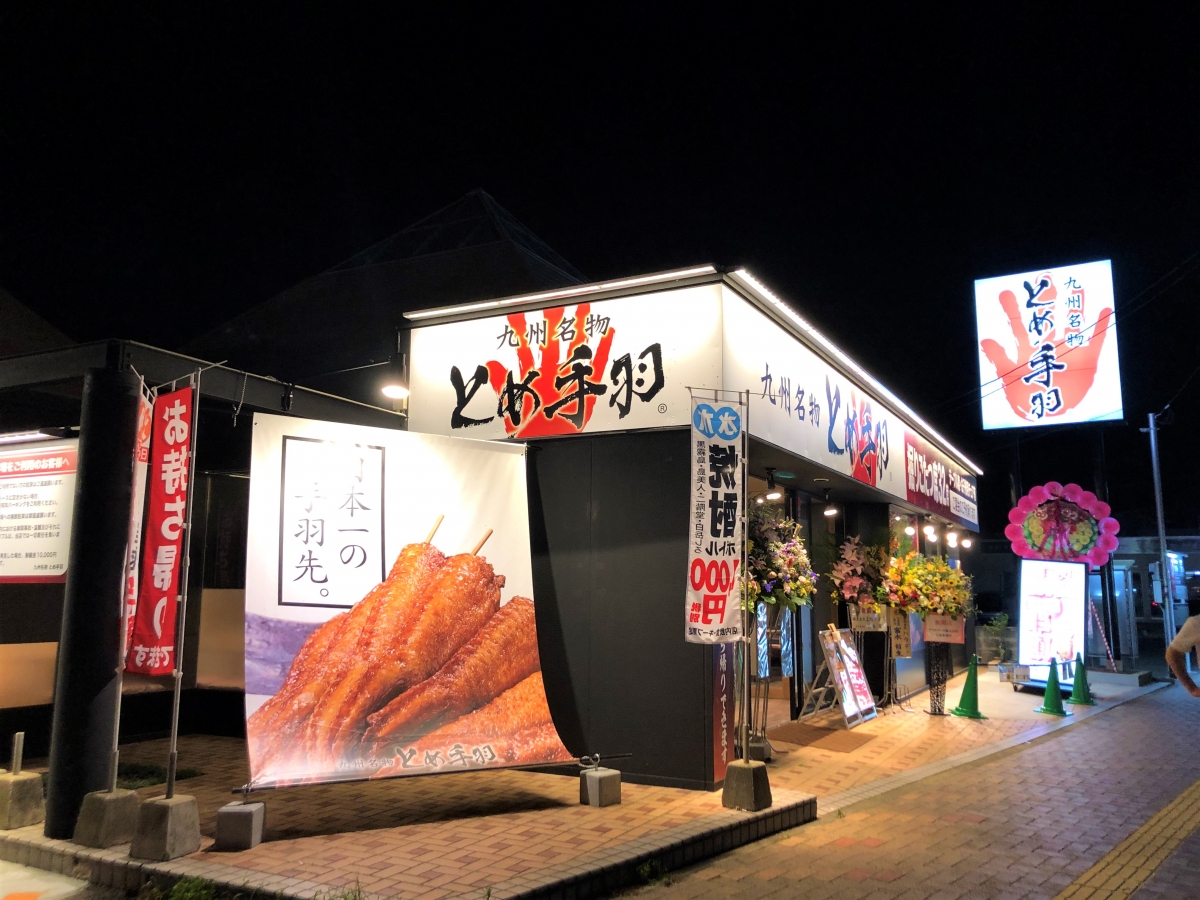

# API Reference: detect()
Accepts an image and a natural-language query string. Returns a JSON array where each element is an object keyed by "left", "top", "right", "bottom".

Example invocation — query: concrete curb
[{"left": 0, "top": 790, "right": 817, "bottom": 900}]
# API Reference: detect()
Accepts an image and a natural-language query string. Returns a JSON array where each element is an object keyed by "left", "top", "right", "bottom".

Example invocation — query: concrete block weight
[
  {"left": 721, "top": 759, "right": 772, "bottom": 811},
  {"left": 74, "top": 789, "right": 140, "bottom": 847},
  {"left": 215, "top": 801, "right": 265, "bottom": 851},
  {"left": 580, "top": 768, "right": 622, "bottom": 807},
  {"left": 0, "top": 771, "right": 46, "bottom": 829},
  {"left": 130, "top": 795, "right": 201, "bottom": 860}
]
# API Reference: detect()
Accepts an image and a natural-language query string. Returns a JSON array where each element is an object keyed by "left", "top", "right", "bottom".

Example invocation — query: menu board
[{"left": 818, "top": 627, "right": 877, "bottom": 727}]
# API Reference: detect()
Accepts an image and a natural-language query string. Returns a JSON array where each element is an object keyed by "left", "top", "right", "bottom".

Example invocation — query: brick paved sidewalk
[
  {"left": 635, "top": 682, "right": 1200, "bottom": 900},
  {"left": 1, "top": 671, "right": 1154, "bottom": 899}
]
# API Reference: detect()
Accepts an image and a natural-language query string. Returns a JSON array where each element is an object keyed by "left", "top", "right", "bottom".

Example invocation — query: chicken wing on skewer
[
  {"left": 414, "top": 671, "right": 554, "bottom": 746},
  {"left": 363, "top": 596, "right": 540, "bottom": 754},
  {"left": 252, "top": 542, "right": 447, "bottom": 778},
  {"left": 304, "top": 552, "right": 504, "bottom": 771}
]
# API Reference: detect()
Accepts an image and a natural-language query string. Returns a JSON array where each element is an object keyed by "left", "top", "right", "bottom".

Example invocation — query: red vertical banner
[{"left": 126, "top": 386, "right": 192, "bottom": 676}]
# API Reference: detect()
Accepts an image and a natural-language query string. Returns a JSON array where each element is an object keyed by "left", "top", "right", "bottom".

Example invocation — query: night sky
[{"left": 3, "top": 6, "right": 1199, "bottom": 536}]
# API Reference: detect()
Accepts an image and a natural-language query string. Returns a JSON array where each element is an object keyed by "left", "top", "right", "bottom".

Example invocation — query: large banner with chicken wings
[{"left": 245, "top": 413, "right": 573, "bottom": 787}]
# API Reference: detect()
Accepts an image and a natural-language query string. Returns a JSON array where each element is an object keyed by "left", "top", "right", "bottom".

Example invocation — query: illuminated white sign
[
  {"left": 1018, "top": 559, "right": 1087, "bottom": 672},
  {"left": 975, "top": 259, "right": 1122, "bottom": 430}
]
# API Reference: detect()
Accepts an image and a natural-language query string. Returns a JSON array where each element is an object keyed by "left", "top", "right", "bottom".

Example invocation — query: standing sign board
[
  {"left": 818, "top": 627, "right": 877, "bottom": 727},
  {"left": 243, "top": 414, "right": 573, "bottom": 788},
  {"left": 685, "top": 392, "right": 746, "bottom": 644},
  {"left": 1018, "top": 559, "right": 1087, "bottom": 675},
  {"left": 127, "top": 386, "right": 193, "bottom": 676},
  {"left": 0, "top": 441, "right": 78, "bottom": 583}
]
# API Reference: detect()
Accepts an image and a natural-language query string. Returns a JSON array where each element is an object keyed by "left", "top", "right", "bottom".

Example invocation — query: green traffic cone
[
  {"left": 951, "top": 654, "right": 987, "bottom": 719},
  {"left": 1034, "top": 658, "right": 1072, "bottom": 717},
  {"left": 1065, "top": 652, "right": 1096, "bottom": 706}
]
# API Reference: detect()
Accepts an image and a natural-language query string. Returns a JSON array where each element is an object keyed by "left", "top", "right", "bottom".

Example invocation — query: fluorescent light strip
[
  {"left": 732, "top": 269, "right": 984, "bottom": 476},
  {"left": 405, "top": 265, "right": 717, "bottom": 320},
  {"left": 0, "top": 431, "right": 57, "bottom": 446}
]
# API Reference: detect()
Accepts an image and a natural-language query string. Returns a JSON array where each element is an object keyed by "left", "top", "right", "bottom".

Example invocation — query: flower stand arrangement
[
  {"left": 740, "top": 507, "right": 817, "bottom": 756},
  {"left": 880, "top": 551, "right": 973, "bottom": 715}
]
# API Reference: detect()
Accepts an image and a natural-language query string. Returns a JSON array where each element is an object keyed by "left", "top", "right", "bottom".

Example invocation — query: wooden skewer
[
  {"left": 471, "top": 529, "right": 493, "bottom": 556},
  {"left": 425, "top": 515, "right": 444, "bottom": 544}
]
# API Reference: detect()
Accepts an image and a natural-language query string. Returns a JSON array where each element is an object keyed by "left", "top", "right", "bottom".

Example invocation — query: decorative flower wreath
[{"left": 1004, "top": 481, "right": 1120, "bottom": 568}]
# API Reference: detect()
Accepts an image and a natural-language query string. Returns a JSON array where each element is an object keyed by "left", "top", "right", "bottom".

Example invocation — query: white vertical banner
[
  {"left": 123, "top": 387, "right": 153, "bottom": 659},
  {"left": 685, "top": 391, "right": 746, "bottom": 644}
]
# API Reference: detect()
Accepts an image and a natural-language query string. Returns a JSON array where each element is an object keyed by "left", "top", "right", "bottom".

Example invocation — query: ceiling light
[
  {"left": 822, "top": 488, "right": 837, "bottom": 517},
  {"left": 905, "top": 526, "right": 916, "bottom": 536},
  {"left": 893, "top": 515, "right": 902, "bottom": 521},
  {"left": 962, "top": 538, "right": 973, "bottom": 549},
  {"left": 766, "top": 491, "right": 782, "bottom": 500},
  {"left": 756, "top": 497, "right": 764, "bottom": 505},
  {"left": 923, "top": 525, "right": 936, "bottom": 536},
  {"left": 381, "top": 384, "right": 409, "bottom": 400},
  {"left": 946, "top": 531, "right": 957, "bottom": 542},
  {"left": 927, "top": 532, "right": 938, "bottom": 542}
]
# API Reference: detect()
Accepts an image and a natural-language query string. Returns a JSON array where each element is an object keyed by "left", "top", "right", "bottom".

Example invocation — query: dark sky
[{"left": 3, "top": 6, "right": 1200, "bottom": 535}]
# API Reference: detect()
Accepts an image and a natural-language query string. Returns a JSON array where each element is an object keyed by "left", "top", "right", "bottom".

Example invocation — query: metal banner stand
[
  {"left": 165, "top": 368, "right": 201, "bottom": 800},
  {"left": 107, "top": 374, "right": 153, "bottom": 792}
]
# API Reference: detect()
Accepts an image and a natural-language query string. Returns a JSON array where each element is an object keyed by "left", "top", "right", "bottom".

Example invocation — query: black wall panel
[{"left": 529, "top": 429, "right": 711, "bottom": 789}]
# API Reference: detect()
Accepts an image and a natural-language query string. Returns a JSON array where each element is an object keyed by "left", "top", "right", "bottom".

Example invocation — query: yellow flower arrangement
[{"left": 878, "top": 551, "right": 973, "bottom": 619}]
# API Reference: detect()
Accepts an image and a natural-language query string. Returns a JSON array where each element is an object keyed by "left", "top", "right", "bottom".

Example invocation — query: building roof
[
  {"left": 182, "top": 191, "right": 585, "bottom": 400},
  {"left": 0, "top": 287, "right": 74, "bottom": 357}
]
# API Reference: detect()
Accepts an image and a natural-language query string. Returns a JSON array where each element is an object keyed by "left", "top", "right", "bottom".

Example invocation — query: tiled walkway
[
  {"left": 3, "top": 669, "right": 1152, "bottom": 899},
  {"left": 635, "top": 683, "right": 1200, "bottom": 900}
]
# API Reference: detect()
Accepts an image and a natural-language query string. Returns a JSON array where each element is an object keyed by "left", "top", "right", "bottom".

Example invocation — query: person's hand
[{"left": 979, "top": 285, "right": 1113, "bottom": 421}]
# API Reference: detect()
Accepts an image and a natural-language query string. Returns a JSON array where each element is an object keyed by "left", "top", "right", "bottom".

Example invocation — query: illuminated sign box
[
  {"left": 1018, "top": 559, "right": 1087, "bottom": 677},
  {"left": 975, "top": 259, "right": 1123, "bottom": 431}
]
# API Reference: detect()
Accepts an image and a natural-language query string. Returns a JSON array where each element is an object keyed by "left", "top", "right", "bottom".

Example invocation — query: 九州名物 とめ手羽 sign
[{"left": 975, "top": 259, "right": 1122, "bottom": 430}]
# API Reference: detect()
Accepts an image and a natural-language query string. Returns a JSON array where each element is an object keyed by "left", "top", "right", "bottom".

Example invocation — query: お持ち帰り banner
[{"left": 244, "top": 413, "right": 573, "bottom": 787}]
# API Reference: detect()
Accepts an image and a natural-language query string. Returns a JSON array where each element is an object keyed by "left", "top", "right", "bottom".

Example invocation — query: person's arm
[{"left": 1166, "top": 647, "right": 1200, "bottom": 697}]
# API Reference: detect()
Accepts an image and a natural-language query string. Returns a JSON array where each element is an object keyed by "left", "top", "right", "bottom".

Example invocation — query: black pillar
[{"left": 45, "top": 366, "right": 140, "bottom": 838}]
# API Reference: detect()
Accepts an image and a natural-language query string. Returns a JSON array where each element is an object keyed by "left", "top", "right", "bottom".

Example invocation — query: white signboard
[
  {"left": 0, "top": 440, "right": 78, "bottom": 583},
  {"left": 408, "top": 285, "right": 722, "bottom": 440},
  {"left": 975, "top": 259, "right": 1122, "bottom": 430},
  {"left": 722, "top": 288, "right": 911, "bottom": 504},
  {"left": 1018, "top": 559, "right": 1087, "bottom": 670},
  {"left": 685, "top": 393, "right": 745, "bottom": 644}
]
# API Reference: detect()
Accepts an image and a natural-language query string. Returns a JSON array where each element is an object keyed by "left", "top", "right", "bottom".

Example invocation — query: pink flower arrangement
[{"left": 1004, "top": 481, "right": 1120, "bottom": 569}]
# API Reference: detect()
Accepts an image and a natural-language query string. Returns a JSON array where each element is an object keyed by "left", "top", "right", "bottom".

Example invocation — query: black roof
[{"left": 183, "top": 191, "right": 584, "bottom": 401}]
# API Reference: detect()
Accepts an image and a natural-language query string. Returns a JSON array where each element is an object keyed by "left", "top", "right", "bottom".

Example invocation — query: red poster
[
  {"left": 126, "top": 386, "right": 192, "bottom": 675},
  {"left": 711, "top": 642, "right": 735, "bottom": 783}
]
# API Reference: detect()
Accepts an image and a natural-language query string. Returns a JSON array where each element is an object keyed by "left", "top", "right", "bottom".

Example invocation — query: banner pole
[
  {"left": 108, "top": 377, "right": 151, "bottom": 792},
  {"left": 740, "top": 388, "right": 751, "bottom": 763},
  {"left": 165, "top": 369, "right": 201, "bottom": 800}
]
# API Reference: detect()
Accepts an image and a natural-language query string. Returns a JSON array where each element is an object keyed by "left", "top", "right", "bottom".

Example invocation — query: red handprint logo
[{"left": 979, "top": 276, "right": 1113, "bottom": 422}]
